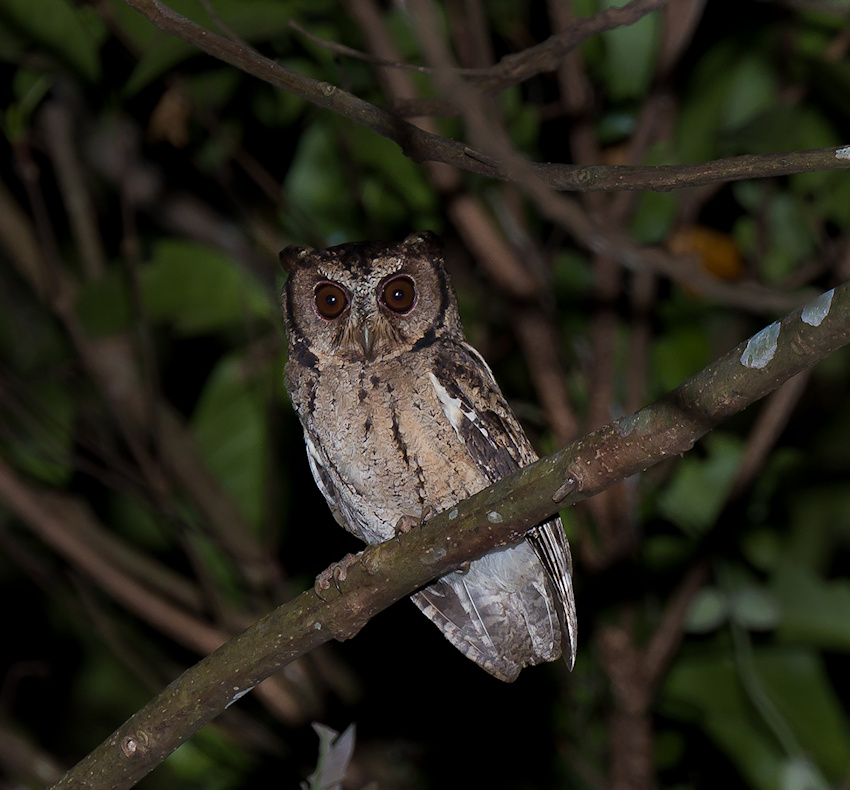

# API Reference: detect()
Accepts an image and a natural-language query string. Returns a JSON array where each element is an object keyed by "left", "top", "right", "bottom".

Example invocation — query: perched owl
[{"left": 280, "top": 231, "right": 576, "bottom": 682}]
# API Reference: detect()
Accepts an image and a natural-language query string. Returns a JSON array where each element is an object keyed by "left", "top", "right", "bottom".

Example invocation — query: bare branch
[
  {"left": 536, "top": 147, "right": 850, "bottom": 192},
  {"left": 119, "top": 0, "right": 850, "bottom": 193}
]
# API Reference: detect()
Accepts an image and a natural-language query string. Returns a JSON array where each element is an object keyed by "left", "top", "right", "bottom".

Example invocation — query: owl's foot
[
  {"left": 393, "top": 505, "right": 437, "bottom": 541},
  {"left": 393, "top": 514, "right": 419, "bottom": 537},
  {"left": 314, "top": 552, "right": 359, "bottom": 599}
]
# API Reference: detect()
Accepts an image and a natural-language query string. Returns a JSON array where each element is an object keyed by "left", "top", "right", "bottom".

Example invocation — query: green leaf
[
  {"left": 642, "top": 534, "right": 691, "bottom": 571},
  {"left": 142, "top": 239, "right": 269, "bottom": 334},
  {"left": 500, "top": 85, "right": 541, "bottom": 152},
  {"left": 180, "top": 68, "right": 242, "bottom": 114},
  {"left": 740, "top": 528, "right": 782, "bottom": 573},
  {"left": 685, "top": 587, "right": 729, "bottom": 633},
  {"left": 759, "top": 194, "right": 818, "bottom": 284},
  {"left": 629, "top": 189, "right": 679, "bottom": 245},
  {"left": 166, "top": 730, "right": 253, "bottom": 787},
  {"left": 662, "top": 652, "right": 783, "bottom": 790},
  {"left": 784, "top": 485, "right": 850, "bottom": 573},
  {"left": 773, "top": 563, "right": 850, "bottom": 651},
  {"left": 0, "top": 276, "right": 65, "bottom": 372},
  {"left": 0, "top": 0, "right": 105, "bottom": 81},
  {"left": 0, "top": 378, "right": 73, "bottom": 486},
  {"left": 756, "top": 649, "right": 850, "bottom": 782},
  {"left": 798, "top": 168, "right": 850, "bottom": 227},
  {"left": 718, "top": 55, "right": 778, "bottom": 133},
  {"left": 729, "top": 585, "right": 782, "bottom": 632},
  {"left": 123, "top": 36, "right": 198, "bottom": 97},
  {"left": 600, "top": 0, "right": 658, "bottom": 101},
  {"left": 675, "top": 42, "right": 776, "bottom": 161},
  {"left": 119, "top": 0, "right": 302, "bottom": 95},
  {"left": 105, "top": 492, "right": 172, "bottom": 552},
  {"left": 3, "top": 68, "right": 52, "bottom": 141},
  {"left": 662, "top": 647, "right": 850, "bottom": 788},
  {"left": 74, "top": 268, "right": 133, "bottom": 337},
  {"left": 282, "top": 123, "right": 358, "bottom": 242},
  {"left": 780, "top": 757, "right": 829, "bottom": 790},
  {"left": 346, "top": 125, "right": 435, "bottom": 216},
  {"left": 191, "top": 355, "right": 267, "bottom": 529},
  {"left": 651, "top": 326, "right": 711, "bottom": 394},
  {"left": 731, "top": 104, "right": 838, "bottom": 158},
  {"left": 658, "top": 433, "right": 743, "bottom": 534}
]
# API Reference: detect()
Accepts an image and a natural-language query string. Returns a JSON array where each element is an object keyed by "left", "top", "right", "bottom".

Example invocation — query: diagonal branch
[
  {"left": 120, "top": 0, "right": 850, "bottom": 192},
  {"left": 50, "top": 281, "right": 850, "bottom": 790}
]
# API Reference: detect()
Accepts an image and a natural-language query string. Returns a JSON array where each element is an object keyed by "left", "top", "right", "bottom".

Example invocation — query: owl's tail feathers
[
  {"left": 411, "top": 579, "right": 521, "bottom": 682},
  {"left": 410, "top": 542, "right": 565, "bottom": 682},
  {"left": 529, "top": 519, "right": 578, "bottom": 671}
]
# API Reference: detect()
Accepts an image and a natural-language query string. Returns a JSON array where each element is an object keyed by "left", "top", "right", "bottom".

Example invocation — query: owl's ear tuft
[
  {"left": 279, "top": 245, "right": 315, "bottom": 273},
  {"left": 402, "top": 230, "right": 443, "bottom": 256}
]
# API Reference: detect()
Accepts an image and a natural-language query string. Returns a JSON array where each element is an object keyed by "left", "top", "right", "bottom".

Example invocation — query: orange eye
[
  {"left": 314, "top": 282, "right": 349, "bottom": 319},
  {"left": 380, "top": 275, "right": 416, "bottom": 314}
]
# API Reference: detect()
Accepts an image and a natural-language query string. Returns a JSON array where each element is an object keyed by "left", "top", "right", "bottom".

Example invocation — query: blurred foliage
[{"left": 1, "top": 0, "right": 850, "bottom": 789}]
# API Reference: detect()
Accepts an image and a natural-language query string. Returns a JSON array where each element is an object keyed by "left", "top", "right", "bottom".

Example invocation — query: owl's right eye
[{"left": 314, "top": 282, "right": 349, "bottom": 319}]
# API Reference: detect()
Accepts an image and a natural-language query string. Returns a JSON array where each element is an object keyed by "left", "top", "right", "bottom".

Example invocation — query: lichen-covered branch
[{"left": 52, "top": 282, "right": 850, "bottom": 789}]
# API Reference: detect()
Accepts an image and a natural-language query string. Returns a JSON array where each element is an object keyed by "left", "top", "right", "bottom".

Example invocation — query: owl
[{"left": 280, "top": 231, "right": 576, "bottom": 682}]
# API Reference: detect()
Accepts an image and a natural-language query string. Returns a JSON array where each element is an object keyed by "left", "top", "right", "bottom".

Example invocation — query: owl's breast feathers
[
  {"left": 288, "top": 338, "right": 577, "bottom": 679},
  {"left": 291, "top": 341, "right": 487, "bottom": 542}
]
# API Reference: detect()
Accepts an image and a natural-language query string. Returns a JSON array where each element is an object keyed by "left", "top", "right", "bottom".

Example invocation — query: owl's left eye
[
  {"left": 380, "top": 275, "right": 417, "bottom": 314},
  {"left": 314, "top": 282, "right": 349, "bottom": 319}
]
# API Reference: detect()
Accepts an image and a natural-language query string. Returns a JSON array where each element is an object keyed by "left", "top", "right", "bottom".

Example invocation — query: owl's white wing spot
[
  {"left": 427, "top": 371, "right": 487, "bottom": 442},
  {"left": 304, "top": 433, "right": 336, "bottom": 506}
]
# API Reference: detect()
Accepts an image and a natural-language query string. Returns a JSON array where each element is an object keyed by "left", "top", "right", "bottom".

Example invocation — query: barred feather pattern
[{"left": 281, "top": 233, "right": 576, "bottom": 681}]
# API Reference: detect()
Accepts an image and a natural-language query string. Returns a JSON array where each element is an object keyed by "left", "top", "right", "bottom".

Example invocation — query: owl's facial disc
[
  {"left": 311, "top": 275, "right": 415, "bottom": 361},
  {"left": 347, "top": 274, "right": 419, "bottom": 360},
  {"left": 283, "top": 234, "right": 462, "bottom": 366}
]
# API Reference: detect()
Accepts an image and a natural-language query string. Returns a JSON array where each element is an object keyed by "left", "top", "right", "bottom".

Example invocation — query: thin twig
[
  {"left": 119, "top": 0, "right": 850, "bottom": 194},
  {"left": 392, "top": 0, "right": 673, "bottom": 116},
  {"left": 39, "top": 100, "right": 108, "bottom": 280}
]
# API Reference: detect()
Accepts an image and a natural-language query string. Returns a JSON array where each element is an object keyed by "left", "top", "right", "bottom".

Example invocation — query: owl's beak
[
  {"left": 356, "top": 324, "right": 376, "bottom": 360},
  {"left": 343, "top": 313, "right": 395, "bottom": 361}
]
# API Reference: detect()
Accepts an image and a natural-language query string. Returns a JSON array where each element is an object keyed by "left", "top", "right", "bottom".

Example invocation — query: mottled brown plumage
[{"left": 280, "top": 231, "right": 576, "bottom": 681}]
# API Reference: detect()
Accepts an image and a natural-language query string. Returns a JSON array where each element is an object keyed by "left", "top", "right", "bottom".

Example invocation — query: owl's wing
[
  {"left": 411, "top": 541, "right": 563, "bottom": 681},
  {"left": 427, "top": 341, "right": 577, "bottom": 668}
]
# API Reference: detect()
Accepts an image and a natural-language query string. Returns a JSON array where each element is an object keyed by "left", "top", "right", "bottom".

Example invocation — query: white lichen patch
[
  {"left": 487, "top": 511, "right": 504, "bottom": 524},
  {"left": 616, "top": 413, "right": 638, "bottom": 437},
  {"left": 801, "top": 288, "right": 834, "bottom": 327},
  {"left": 835, "top": 145, "right": 850, "bottom": 160},
  {"left": 225, "top": 686, "right": 254, "bottom": 709},
  {"left": 741, "top": 322, "right": 780, "bottom": 369}
]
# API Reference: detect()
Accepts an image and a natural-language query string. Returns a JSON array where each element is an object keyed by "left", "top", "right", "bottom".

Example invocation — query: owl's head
[{"left": 280, "top": 231, "right": 463, "bottom": 363}]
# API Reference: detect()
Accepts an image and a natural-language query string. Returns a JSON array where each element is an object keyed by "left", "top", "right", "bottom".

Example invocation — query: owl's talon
[
  {"left": 314, "top": 552, "right": 359, "bottom": 597},
  {"left": 393, "top": 506, "right": 436, "bottom": 542},
  {"left": 393, "top": 514, "right": 419, "bottom": 540}
]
